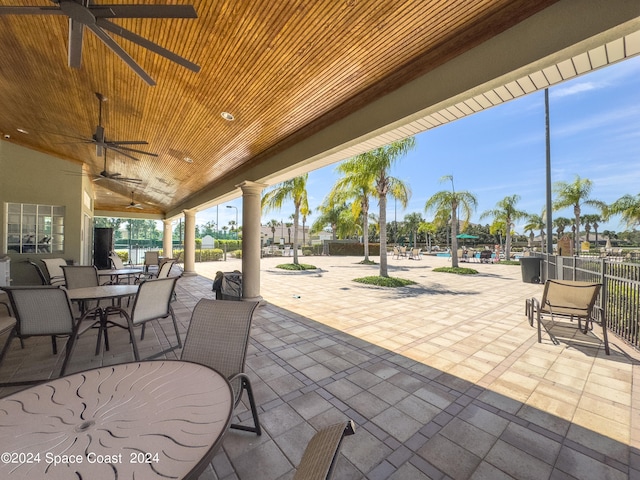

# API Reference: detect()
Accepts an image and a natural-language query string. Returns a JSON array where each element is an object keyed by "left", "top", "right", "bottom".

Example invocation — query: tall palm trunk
[
  {"left": 450, "top": 201, "right": 459, "bottom": 268},
  {"left": 574, "top": 205, "right": 581, "bottom": 253},
  {"left": 505, "top": 217, "right": 512, "bottom": 261},
  {"left": 363, "top": 200, "right": 370, "bottom": 262},
  {"left": 293, "top": 204, "right": 300, "bottom": 265},
  {"left": 379, "top": 194, "right": 388, "bottom": 277}
]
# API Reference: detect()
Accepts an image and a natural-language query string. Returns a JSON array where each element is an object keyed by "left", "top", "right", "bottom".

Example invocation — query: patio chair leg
[
  {"left": 51, "top": 335, "right": 57, "bottom": 355},
  {"left": 170, "top": 307, "right": 182, "bottom": 349},
  {"left": 230, "top": 376, "right": 262, "bottom": 436}
]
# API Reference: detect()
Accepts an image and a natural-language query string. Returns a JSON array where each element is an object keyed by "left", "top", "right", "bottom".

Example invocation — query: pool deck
[{"left": 1, "top": 254, "right": 638, "bottom": 479}]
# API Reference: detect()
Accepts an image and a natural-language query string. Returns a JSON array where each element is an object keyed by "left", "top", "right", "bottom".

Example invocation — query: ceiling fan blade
[
  {"left": 92, "top": 5, "right": 197, "bottom": 19},
  {"left": 104, "top": 145, "right": 143, "bottom": 162},
  {"left": 87, "top": 24, "right": 156, "bottom": 86},
  {"left": 106, "top": 140, "right": 148, "bottom": 145},
  {"left": 118, "top": 178, "right": 143, "bottom": 184},
  {"left": 108, "top": 144, "right": 158, "bottom": 157},
  {"left": 97, "top": 19, "right": 200, "bottom": 73},
  {"left": 0, "top": 7, "right": 63, "bottom": 15},
  {"left": 68, "top": 18, "right": 84, "bottom": 68}
]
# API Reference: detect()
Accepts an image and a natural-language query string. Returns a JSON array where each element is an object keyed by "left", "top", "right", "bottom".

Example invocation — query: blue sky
[{"left": 198, "top": 55, "right": 640, "bottom": 234}]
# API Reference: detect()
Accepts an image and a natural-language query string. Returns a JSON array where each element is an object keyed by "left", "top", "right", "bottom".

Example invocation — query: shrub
[
  {"left": 433, "top": 267, "right": 478, "bottom": 275},
  {"left": 276, "top": 263, "right": 317, "bottom": 270},
  {"left": 302, "top": 248, "right": 314, "bottom": 256},
  {"left": 231, "top": 249, "right": 242, "bottom": 259},
  {"left": 327, "top": 243, "right": 380, "bottom": 256},
  {"left": 353, "top": 276, "right": 416, "bottom": 287}
]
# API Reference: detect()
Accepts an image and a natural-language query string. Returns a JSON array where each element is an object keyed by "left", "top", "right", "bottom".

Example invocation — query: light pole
[{"left": 226, "top": 205, "right": 238, "bottom": 239}]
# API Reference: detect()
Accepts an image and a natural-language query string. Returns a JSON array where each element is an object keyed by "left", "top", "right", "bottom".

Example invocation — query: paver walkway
[{"left": 0, "top": 254, "right": 637, "bottom": 479}]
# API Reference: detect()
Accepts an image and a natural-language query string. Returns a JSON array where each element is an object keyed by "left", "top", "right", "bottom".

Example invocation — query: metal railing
[{"left": 533, "top": 253, "right": 640, "bottom": 350}]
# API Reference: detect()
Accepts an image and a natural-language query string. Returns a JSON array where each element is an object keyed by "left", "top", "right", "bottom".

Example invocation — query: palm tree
[
  {"left": 300, "top": 204, "right": 310, "bottom": 247},
  {"left": 553, "top": 216, "right": 572, "bottom": 237},
  {"left": 425, "top": 175, "right": 477, "bottom": 268},
  {"left": 480, "top": 194, "right": 528, "bottom": 261},
  {"left": 266, "top": 219, "right": 280, "bottom": 247},
  {"left": 312, "top": 202, "right": 348, "bottom": 241},
  {"left": 580, "top": 213, "right": 601, "bottom": 245},
  {"left": 403, "top": 212, "right": 423, "bottom": 248},
  {"left": 553, "top": 175, "right": 606, "bottom": 254},
  {"left": 607, "top": 193, "right": 640, "bottom": 229},
  {"left": 340, "top": 138, "right": 415, "bottom": 276},
  {"left": 418, "top": 221, "right": 437, "bottom": 252},
  {"left": 327, "top": 160, "right": 376, "bottom": 262},
  {"left": 262, "top": 174, "right": 309, "bottom": 265},
  {"left": 524, "top": 213, "right": 545, "bottom": 251}
]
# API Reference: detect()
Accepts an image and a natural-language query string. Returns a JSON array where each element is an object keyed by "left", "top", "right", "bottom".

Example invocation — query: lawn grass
[
  {"left": 432, "top": 267, "right": 479, "bottom": 275},
  {"left": 497, "top": 260, "right": 520, "bottom": 265},
  {"left": 353, "top": 276, "right": 416, "bottom": 287},
  {"left": 275, "top": 263, "right": 317, "bottom": 270}
]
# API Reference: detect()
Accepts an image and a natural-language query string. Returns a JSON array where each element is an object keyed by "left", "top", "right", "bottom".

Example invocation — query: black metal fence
[{"left": 534, "top": 253, "right": 640, "bottom": 350}]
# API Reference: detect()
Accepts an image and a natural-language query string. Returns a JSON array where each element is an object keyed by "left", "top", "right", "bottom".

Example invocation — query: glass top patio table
[{"left": 0, "top": 360, "right": 233, "bottom": 479}]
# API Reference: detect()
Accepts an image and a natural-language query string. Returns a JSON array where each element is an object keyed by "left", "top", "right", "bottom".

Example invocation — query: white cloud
[{"left": 552, "top": 81, "right": 603, "bottom": 98}]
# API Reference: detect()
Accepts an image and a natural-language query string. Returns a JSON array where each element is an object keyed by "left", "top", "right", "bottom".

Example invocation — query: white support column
[
  {"left": 238, "top": 181, "right": 266, "bottom": 302},
  {"left": 162, "top": 219, "right": 173, "bottom": 259},
  {"left": 183, "top": 209, "right": 197, "bottom": 275}
]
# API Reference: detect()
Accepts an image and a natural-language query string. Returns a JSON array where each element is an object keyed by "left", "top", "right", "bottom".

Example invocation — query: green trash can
[{"left": 520, "top": 257, "right": 541, "bottom": 283}]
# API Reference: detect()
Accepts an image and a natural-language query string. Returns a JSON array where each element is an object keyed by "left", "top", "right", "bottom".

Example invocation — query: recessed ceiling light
[
  {"left": 183, "top": 157, "right": 194, "bottom": 163},
  {"left": 16, "top": 128, "right": 29, "bottom": 134},
  {"left": 221, "top": 112, "right": 235, "bottom": 121}
]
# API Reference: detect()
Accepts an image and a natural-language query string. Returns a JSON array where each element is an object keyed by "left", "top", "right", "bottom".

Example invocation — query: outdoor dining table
[
  {"left": 67, "top": 284, "right": 138, "bottom": 355},
  {"left": 0, "top": 360, "right": 233, "bottom": 480},
  {"left": 97, "top": 267, "right": 144, "bottom": 284}
]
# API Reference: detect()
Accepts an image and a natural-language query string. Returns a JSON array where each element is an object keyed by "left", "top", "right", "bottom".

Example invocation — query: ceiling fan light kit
[{"left": 0, "top": 1, "right": 201, "bottom": 86}]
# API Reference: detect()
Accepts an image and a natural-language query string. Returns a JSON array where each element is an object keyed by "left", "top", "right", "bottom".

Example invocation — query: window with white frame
[{"left": 6, "top": 203, "right": 65, "bottom": 254}]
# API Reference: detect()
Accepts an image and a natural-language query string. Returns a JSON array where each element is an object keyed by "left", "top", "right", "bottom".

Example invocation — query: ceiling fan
[
  {"left": 54, "top": 92, "right": 158, "bottom": 161},
  {"left": 94, "top": 149, "right": 142, "bottom": 184},
  {"left": 0, "top": 1, "right": 200, "bottom": 86},
  {"left": 126, "top": 191, "right": 143, "bottom": 209}
]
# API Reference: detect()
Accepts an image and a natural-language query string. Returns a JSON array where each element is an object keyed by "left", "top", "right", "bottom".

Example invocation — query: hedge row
[{"left": 327, "top": 243, "right": 380, "bottom": 256}]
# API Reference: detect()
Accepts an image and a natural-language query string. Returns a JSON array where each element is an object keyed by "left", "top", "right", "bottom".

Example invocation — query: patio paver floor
[{"left": 1, "top": 254, "right": 638, "bottom": 479}]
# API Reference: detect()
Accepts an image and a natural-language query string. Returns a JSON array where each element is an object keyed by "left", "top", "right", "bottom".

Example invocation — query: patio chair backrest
[
  {"left": 27, "top": 260, "right": 48, "bottom": 285},
  {"left": 144, "top": 251, "right": 159, "bottom": 267},
  {"left": 294, "top": 420, "right": 356, "bottom": 480},
  {"left": 41, "top": 258, "right": 67, "bottom": 285},
  {"left": 130, "top": 276, "right": 178, "bottom": 325},
  {"left": 2, "top": 286, "right": 76, "bottom": 336},
  {"left": 541, "top": 280, "right": 601, "bottom": 318},
  {"left": 156, "top": 260, "right": 175, "bottom": 278},
  {"left": 109, "top": 252, "right": 126, "bottom": 269},
  {"left": 181, "top": 299, "right": 258, "bottom": 400},
  {"left": 62, "top": 265, "right": 99, "bottom": 289}
]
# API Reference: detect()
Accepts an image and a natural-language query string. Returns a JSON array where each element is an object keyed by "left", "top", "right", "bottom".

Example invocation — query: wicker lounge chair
[
  {"left": 0, "top": 286, "right": 88, "bottom": 385},
  {"left": 294, "top": 420, "right": 356, "bottom": 480},
  {"left": 526, "top": 279, "right": 608, "bottom": 354},
  {"left": 181, "top": 298, "right": 261, "bottom": 435}
]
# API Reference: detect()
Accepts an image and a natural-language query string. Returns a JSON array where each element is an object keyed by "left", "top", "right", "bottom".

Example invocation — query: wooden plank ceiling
[{"left": 0, "top": 0, "right": 557, "bottom": 215}]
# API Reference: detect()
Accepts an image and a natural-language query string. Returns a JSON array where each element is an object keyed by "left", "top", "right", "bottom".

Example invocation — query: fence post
[
  {"left": 572, "top": 256, "right": 577, "bottom": 281},
  {"left": 600, "top": 257, "right": 607, "bottom": 318}
]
